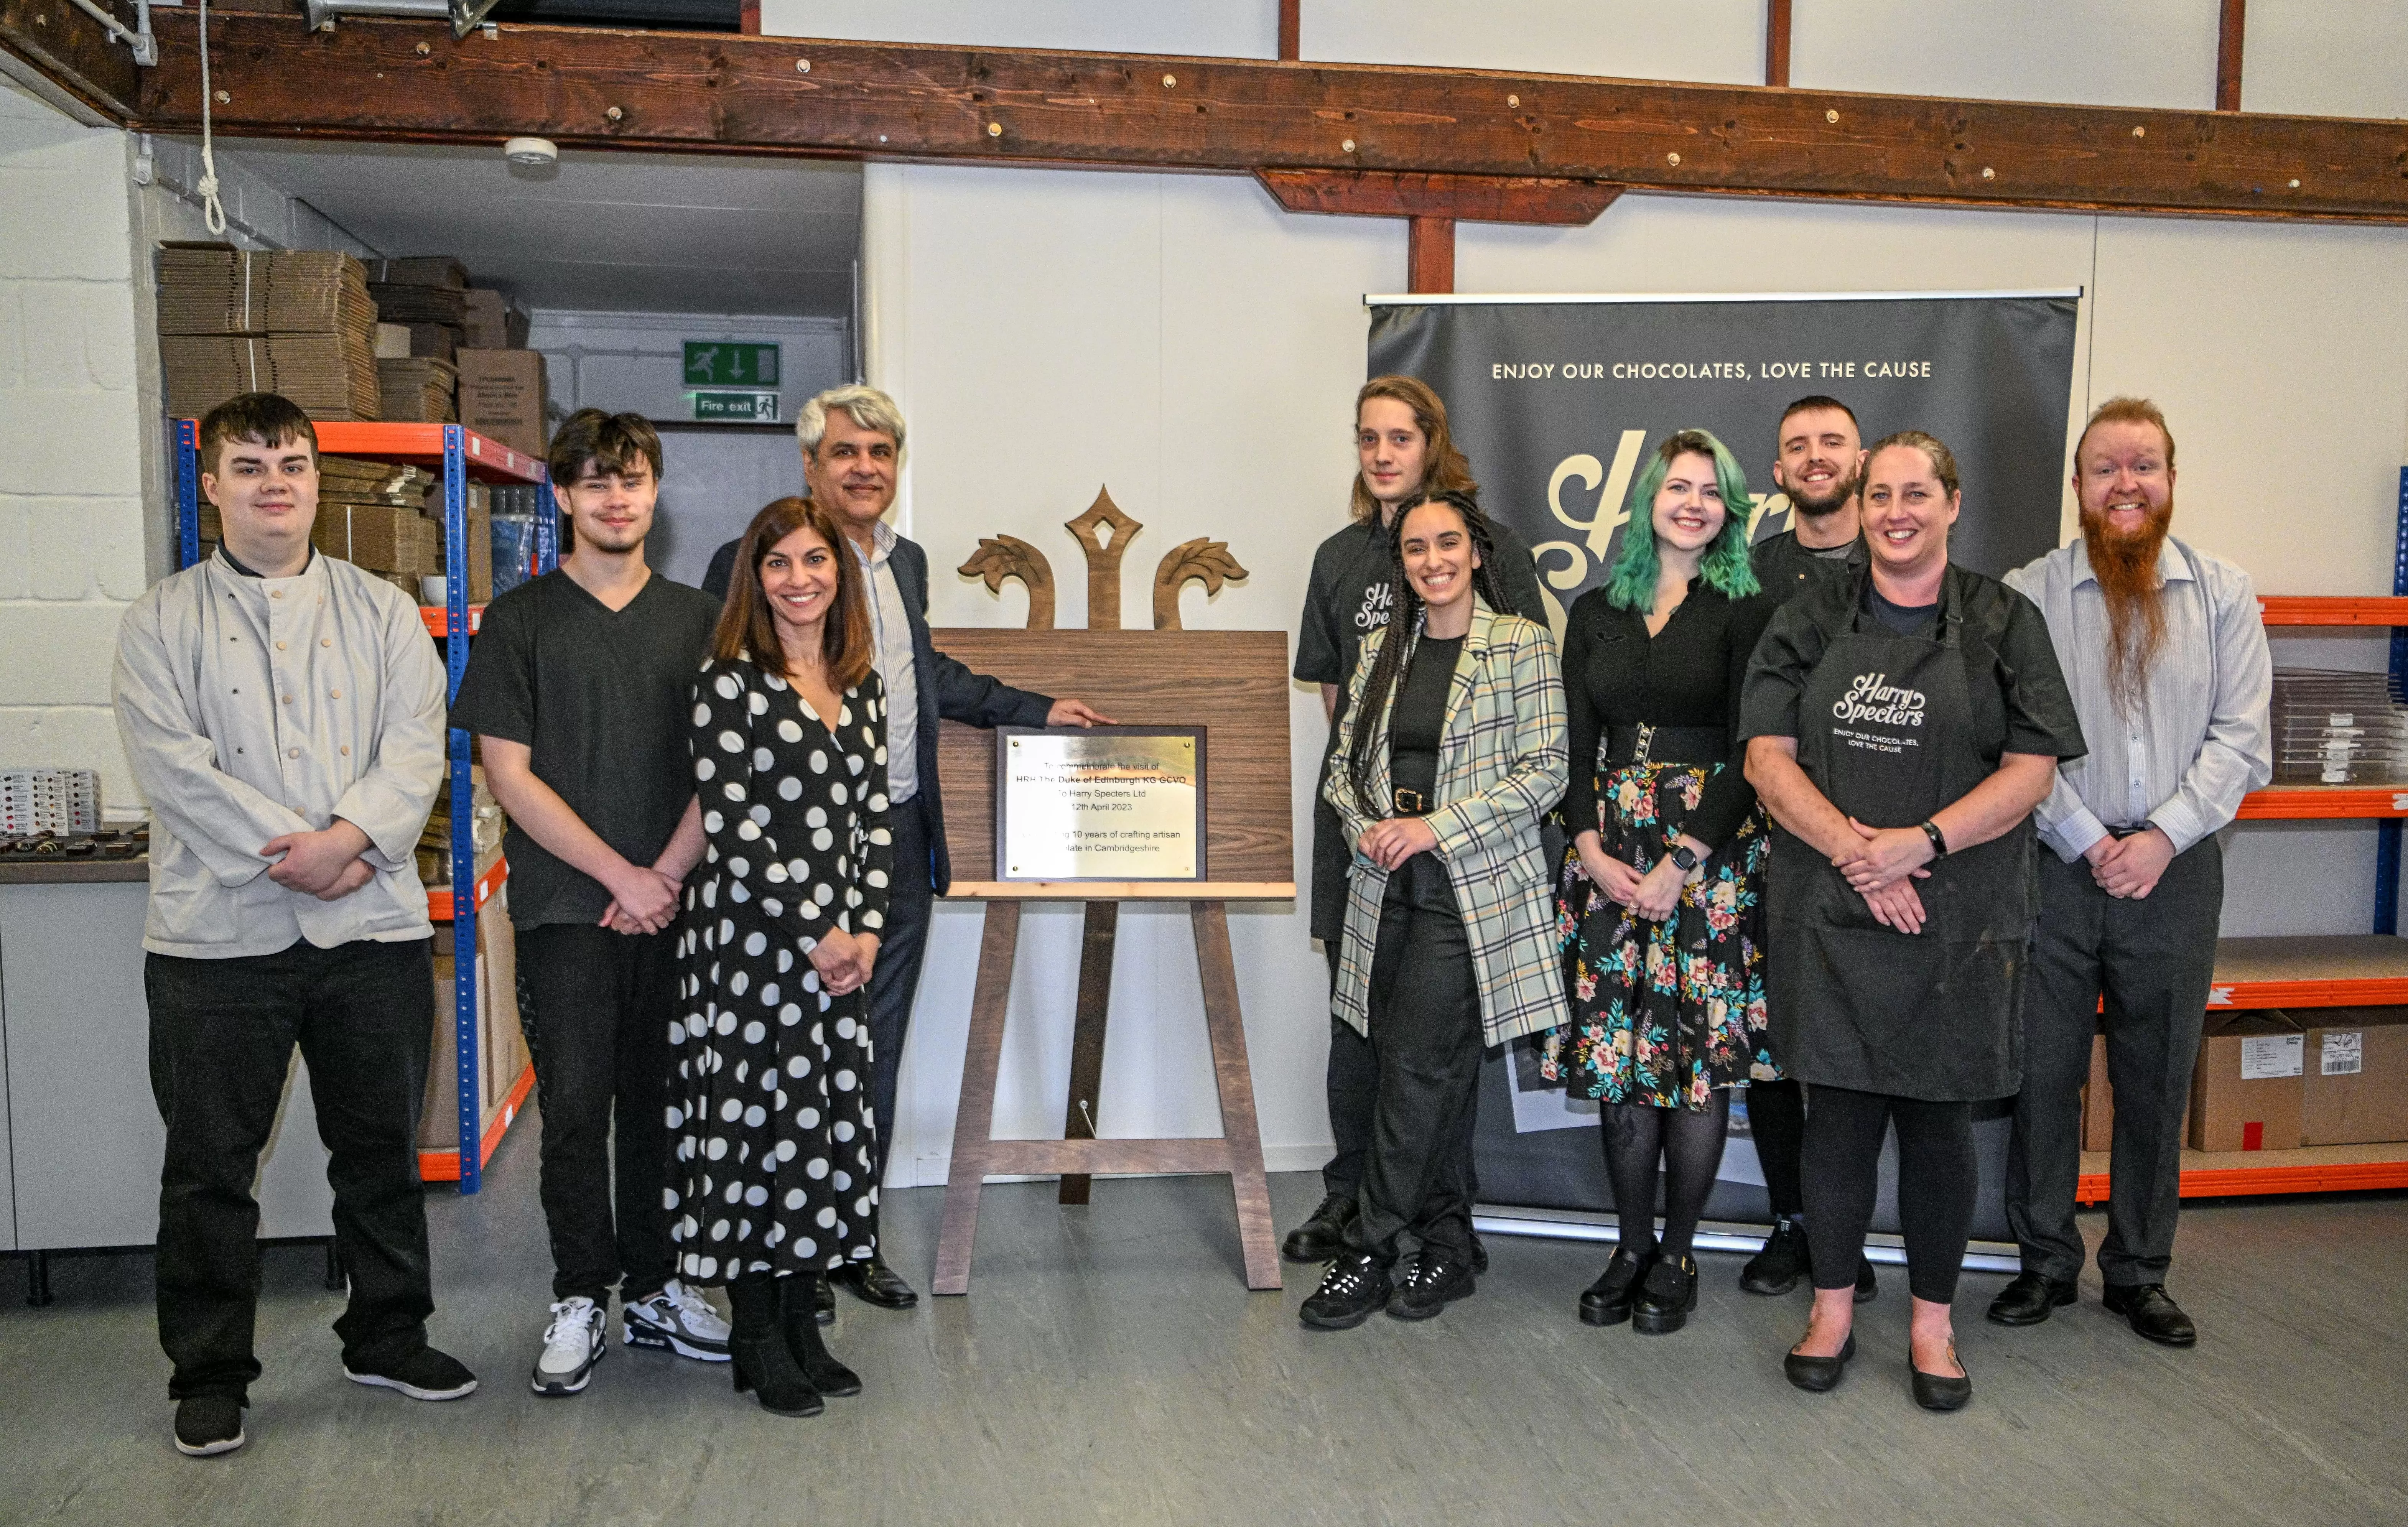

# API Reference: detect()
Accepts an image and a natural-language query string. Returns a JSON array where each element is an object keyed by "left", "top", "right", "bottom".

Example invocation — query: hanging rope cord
[{"left": 196, "top": 0, "right": 226, "bottom": 235}]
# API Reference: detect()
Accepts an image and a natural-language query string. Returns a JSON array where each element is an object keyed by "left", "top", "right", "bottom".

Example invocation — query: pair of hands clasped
[
  {"left": 597, "top": 861, "right": 881, "bottom": 996},
  {"left": 261, "top": 820, "right": 375, "bottom": 901},
  {"left": 1834, "top": 818, "right": 1938, "bottom": 935},
  {"left": 1574, "top": 830, "right": 1705, "bottom": 923}
]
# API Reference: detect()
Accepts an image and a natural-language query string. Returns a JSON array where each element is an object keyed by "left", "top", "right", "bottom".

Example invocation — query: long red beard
[{"left": 2082, "top": 493, "right": 2176, "bottom": 713}]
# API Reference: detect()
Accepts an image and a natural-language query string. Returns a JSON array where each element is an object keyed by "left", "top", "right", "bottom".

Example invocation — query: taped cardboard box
[
  {"left": 2189, "top": 1011, "right": 2306, "bottom": 1153},
  {"left": 456, "top": 348, "right": 548, "bottom": 459},
  {"left": 2300, "top": 1006, "right": 2408, "bottom": 1145}
]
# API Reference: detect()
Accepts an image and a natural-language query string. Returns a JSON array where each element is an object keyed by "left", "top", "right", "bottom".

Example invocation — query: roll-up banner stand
[{"left": 1366, "top": 290, "right": 2082, "bottom": 1259}]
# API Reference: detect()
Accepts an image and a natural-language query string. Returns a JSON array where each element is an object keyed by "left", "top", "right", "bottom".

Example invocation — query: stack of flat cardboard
[
  {"left": 460, "top": 288, "right": 529, "bottom": 350},
  {"left": 156, "top": 244, "right": 380, "bottom": 420},
  {"left": 375, "top": 357, "right": 459, "bottom": 423},
  {"left": 309, "top": 453, "right": 443, "bottom": 594},
  {"left": 367, "top": 256, "right": 471, "bottom": 368}
]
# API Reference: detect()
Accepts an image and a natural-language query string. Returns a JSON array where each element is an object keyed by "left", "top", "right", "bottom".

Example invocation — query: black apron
[{"left": 1765, "top": 576, "right": 2034, "bottom": 1102}]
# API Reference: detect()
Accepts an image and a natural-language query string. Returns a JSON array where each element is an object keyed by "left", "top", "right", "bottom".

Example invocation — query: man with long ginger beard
[{"left": 1993, "top": 398, "right": 2271, "bottom": 1348}]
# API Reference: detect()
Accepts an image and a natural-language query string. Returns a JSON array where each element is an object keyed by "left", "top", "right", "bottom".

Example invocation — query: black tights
[
  {"left": 1801, "top": 1084, "right": 1976, "bottom": 1305},
  {"left": 1746, "top": 1078, "right": 1807, "bottom": 1220},
  {"left": 1600, "top": 1092, "right": 1730, "bottom": 1262}
]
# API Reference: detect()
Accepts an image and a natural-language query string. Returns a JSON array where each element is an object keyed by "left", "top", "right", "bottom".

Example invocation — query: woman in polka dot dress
[{"left": 671, "top": 495, "right": 891, "bottom": 1418}]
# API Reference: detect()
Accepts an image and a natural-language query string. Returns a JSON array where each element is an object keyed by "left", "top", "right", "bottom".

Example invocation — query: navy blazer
[{"left": 704, "top": 532, "right": 1053, "bottom": 893}]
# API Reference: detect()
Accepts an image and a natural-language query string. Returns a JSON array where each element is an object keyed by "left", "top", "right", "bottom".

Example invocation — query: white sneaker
[
  {"left": 624, "top": 1279, "right": 732, "bottom": 1362},
  {"left": 530, "top": 1297, "right": 605, "bottom": 1397}
]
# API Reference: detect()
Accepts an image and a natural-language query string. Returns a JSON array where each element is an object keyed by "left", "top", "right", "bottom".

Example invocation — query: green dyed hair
[{"left": 1601, "top": 428, "right": 1763, "bottom": 610}]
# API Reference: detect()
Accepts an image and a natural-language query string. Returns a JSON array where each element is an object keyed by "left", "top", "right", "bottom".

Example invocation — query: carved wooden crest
[{"left": 956, "top": 487, "right": 1248, "bottom": 632}]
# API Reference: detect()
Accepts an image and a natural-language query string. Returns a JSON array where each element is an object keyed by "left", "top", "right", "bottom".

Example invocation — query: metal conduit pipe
[{"left": 301, "top": 0, "right": 499, "bottom": 39}]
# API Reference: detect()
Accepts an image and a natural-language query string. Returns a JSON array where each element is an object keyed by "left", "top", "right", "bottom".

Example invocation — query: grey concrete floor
[{"left": 3, "top": 1108, "right": 2405, "bottom": 1527}]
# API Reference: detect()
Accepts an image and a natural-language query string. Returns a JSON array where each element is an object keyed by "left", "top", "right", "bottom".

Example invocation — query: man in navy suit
[{"left": 704, "top": 385, "right": 1110, "bottom": 1312}]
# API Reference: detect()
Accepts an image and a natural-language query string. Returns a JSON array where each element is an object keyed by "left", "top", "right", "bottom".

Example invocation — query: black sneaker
[
  {"left": 1386, "top": 1250, "right": 1476, "bottom": 1321},
  {"left": 344, "top": 1343, "right": 479, "bottom": 1401},
  {"left": 172, "top": 1395, "right": 246, "bottom": 1458},
  {"left": 1741, "top": 1216, "right": 1809, "bottom": 1296},
  {"left": 1281, "top": 1193, "right": 1357, "bottom": 1264},
  {"left": 1299, "top": 1252, "right": 1391, "bottom": 1331}
]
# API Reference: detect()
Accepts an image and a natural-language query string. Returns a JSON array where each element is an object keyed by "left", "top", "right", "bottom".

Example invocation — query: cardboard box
[
  {"left": 2189, "top": 1011, "right": 2306, "bottom": 1153},
  {"left": 456, "top": 348, "right": 548, "bottom": 459},
  {"left": 419, "top": 874, "right": 532, "bottom": 1152},
  {"left": 459, "top": 288, "right": 528, "bottom": 351},
  {"left": 2301, "top": 1006, "right": 2408, "bottom": 1145}
]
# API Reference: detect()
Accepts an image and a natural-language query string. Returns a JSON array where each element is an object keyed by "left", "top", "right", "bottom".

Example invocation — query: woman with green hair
[{"left": 1539, "top": 428, "right": 1781, "bottom": 1336}]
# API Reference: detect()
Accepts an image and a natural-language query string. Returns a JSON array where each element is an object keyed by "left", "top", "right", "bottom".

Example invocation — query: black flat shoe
[
  {"left": 1386, "top": 1249, "right": 1476, "bottom": 1321},
  {"left": 1783, "top": 1332, "right": 1857, "bottom": 1392},
  {"left": 1631, "top": 1252, "right": 1699, "bottom": 1335},
  {"left": 1987, "top": 1270, "right": 2079, "bottom": 1327},
  {"left": 2102, "top": 1282, "right": 2197, "bottom": 1347},
  {"left": 1741, "top": 1217, "right": 1808, "bottom": 1296},
  {"left": 1855, "top": 1256, "right": 1878, "bottom": 1304},
  {"left": 1911, "top": 1343, "right": 1972, "bottom": 1412},
  {"left": 1578, "top": 1245, "right": 1657, "bottom": 1328},
  {"left": 1299, "top": 1252, "right": 1391, "bottom": 1331},
  {"left": 830, "top": 1256, "right": 918, "bottom": 1310},
  {"left": 1281, "top": 1193, "right": 1358, "bottom": 1264}
]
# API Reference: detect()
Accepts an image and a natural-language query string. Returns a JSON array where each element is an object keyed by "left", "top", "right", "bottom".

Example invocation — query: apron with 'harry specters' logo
[{"left": 1766, "top": 573, "right": 2033, "bottom": 1102}]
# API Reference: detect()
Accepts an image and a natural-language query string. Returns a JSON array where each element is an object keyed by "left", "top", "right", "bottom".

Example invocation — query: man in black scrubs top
[
  {"left": 1741, "top": 395, "right": 1875, "bottom": 1301},
  {"left": 452, "top": 410, "right": 733, "bottom": 1397},
  {"left": 1285, "top": 376, "right": 1547, "bottom": 1267}
]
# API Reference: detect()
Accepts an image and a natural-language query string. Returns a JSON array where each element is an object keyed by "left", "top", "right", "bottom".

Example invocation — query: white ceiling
[{"left": 214, "top": 138, "right": 862, "bottom": 318}]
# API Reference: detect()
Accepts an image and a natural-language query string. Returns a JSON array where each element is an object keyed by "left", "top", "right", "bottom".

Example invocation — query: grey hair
[{"left": 796, "top": 383, "right": 907, "bottom": 462}]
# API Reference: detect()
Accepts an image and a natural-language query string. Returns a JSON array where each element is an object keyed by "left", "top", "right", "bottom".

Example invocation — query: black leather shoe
[
  {"left": 1386, "top": 1250, "right": 1476, "bottom": 1321},
  {"left": 1911, "top": 1343, "right": 1972, "bottom": 1412},
  {"left": 2102, "top": 1283, "right": 2197, "bottom": 1347},
  {"left": 1741, "top": 1216, "right": 1808, "bottom": 1296},
  {"left": 1987, "top": 1270, "right": 2079, "bottom": 1326},
  {"left": 809, "top": 1273, "right": 836, "bottom": 1326},
  {"left": 1783, "top": 1331, "right": 1856, "bottom": 1392},
  {"left": 830, "top": 1255, "right": 918, "bottom": 1310},
  {"left": 1854, "top": 1256, "right": 1878, "bottom": 1304},
  {"left": 1281, "top": 1193, "right": 1357, "bottom": 1265},
  {"left": 1578, "top": 1245, "right": 1656, "bottom": 1328},
  {"left": 1631, "top": 1252, "right": 1699, "bottom": 1335},
  {"left": 1469, "top": 1232, "right": 1489, "bottom": 1277},
  {"left": 1299, "top": 1253, "right": 1392, "bottom": 1331}
]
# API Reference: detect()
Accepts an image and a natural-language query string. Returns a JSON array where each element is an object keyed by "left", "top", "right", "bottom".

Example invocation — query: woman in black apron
[
  {"left": 1740, "top": 431, "right": 2084, "bottom": 1411},
  {"left": 1538, "top": 429, "right": 1778, "bottom": 1336}
]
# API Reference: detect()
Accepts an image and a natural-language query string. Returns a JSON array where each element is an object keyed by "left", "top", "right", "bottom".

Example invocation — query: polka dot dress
[{"left": 670, "top": 654, "right": 893, "bottom": 1284}]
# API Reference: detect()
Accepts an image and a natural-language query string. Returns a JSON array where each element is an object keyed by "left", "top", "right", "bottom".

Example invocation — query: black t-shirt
[
  {"left": 1295, "top": 512, "right": 1548, "bottom": 941},
  {"left": 1388, "top": 633, "right": 1461, "bottom": 803},
  {"left": 1560, "top": 581, "right": 1778, "bottom": 852},
  {"left": 1750, "top": 527, "right": 1864, "bottom": 605},
  {"left": 448, "top": 568, "right": 723, "bottom": 927},
  {"left": 1864, "top": 583, "right": 1940, "bottom": 639}
]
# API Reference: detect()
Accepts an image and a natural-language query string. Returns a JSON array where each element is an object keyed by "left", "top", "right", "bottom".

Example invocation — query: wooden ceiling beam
[
  {"left": 0, "top": 0, "right": 138, "bottom": 120},
  {"left": 1256, "top": 168, "right": 1622, "bottom": 224},
  {"left": 5, "top": 12, "right": 2395, "bottom": 223}
]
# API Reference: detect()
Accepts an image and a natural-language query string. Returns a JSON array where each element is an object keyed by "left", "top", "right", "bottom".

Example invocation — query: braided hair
[{"left": 1343, "top": 490, "right": 1506, "bottom": 822}]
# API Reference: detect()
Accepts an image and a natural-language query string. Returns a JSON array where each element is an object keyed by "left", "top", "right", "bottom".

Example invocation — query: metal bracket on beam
[{"left": 66, "top": 0, "right": 153, "bottom": 64}]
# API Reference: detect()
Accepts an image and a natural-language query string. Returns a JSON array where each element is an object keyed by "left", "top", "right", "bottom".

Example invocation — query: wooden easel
[{"left": 930, "top": 491, "right": 1290, "bottom": 1295}]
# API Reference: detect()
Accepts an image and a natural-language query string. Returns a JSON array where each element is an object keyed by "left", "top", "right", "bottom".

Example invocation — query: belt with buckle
[{"left": 1392, "top": 787, "right": 1430, "bottom": 816}]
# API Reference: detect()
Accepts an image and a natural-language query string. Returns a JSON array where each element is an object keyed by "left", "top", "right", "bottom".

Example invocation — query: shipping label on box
[
  {"left": 2322, "top": 1032, "right": 2364, "bottom": 1076},
  {"left": 2241, "top": 1033, "right": 2304, "bottom": 1081}
]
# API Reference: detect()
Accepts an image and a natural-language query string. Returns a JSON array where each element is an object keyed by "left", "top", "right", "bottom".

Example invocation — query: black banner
[{"left": 1367, "top": 292, "right": 2081, "bottom": 1238}]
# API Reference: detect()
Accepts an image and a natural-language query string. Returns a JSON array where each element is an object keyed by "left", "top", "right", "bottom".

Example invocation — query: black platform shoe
[
  {"left": 1911, "top": 1341, "right": 1972, "bottom": 1412},
  {"left": 781, "top": 1275, "right": 862, "bottom": 1398},
  {"left": 1783, "top": 1331, "right": 1857, "bottom": 1392},
  {"left": 1631, "top": 1252, "right": 1699, "bottom": 1335},
  {"left": 1741, "top": 1216, "right": 1808, "bottom": 1296},
  {"left": 1282, "top": 1193, "right": 1358, "bottom": 1264},
  {"left": 1578, "top": 1244, "right": 1656, "bottom": 1328},
  {"left": 1386, "top": 1249, "right": 1475, "bottom": 1321},
  {"left": 1299, "top": 1252, "right": 1392, "bottom": 1331},
  {"left": 727, "top": 1277, "right": 822, "bottom": 1417}
]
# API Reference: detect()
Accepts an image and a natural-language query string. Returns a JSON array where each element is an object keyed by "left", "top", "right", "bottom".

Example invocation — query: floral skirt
[{"left": 1539, "top": 760, "right": 1775, "bottom": 1110}]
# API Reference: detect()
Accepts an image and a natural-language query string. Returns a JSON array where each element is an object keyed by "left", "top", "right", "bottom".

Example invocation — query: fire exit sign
[
  {"left": 693, "top": 390, "right": 781, "bottom": 423},
  {"left": 683, "top": 341, "right": 781, "bottom": 387}
]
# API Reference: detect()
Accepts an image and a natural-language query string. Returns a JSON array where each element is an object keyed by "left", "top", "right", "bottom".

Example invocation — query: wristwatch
[{"left": 1669, "top": 843, "right": 1702, "bottom": 873}]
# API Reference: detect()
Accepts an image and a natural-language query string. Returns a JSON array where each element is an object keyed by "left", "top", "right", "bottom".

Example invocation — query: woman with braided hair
[{"left": 1301, "top": 489, "right": 1568, "bottom": 1331}]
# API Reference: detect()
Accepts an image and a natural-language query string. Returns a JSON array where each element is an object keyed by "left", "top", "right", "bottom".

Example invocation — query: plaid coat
[{"left": 1325, "top": 599, "right": 1570, "bottom": 1047}]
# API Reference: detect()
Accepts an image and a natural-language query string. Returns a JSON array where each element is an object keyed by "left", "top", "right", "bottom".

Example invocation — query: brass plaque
[{"left": 995, "top": 726, "right": 1206, "bottom": 882}]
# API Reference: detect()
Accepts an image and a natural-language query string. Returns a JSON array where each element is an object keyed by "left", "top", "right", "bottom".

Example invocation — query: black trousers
[
  {"left": 1342, "top": 855, "right": 1484, "bottom": 1265},
  {"left": 515, "top": 921, "right": 678, "bottom": 1304},
  {"left": 145, "top": 937, "right": 436, "bottom": 1401},
  {"left": 1801, "top": 1084, "right": 1977, "bottom": 1305},
  {"left": 2008, "top": 836, "right": 2223, "bottom": 1286},
  {"left": 1320, "top": 940, "right": 1378, "bottom": 1199},
  {"left": 1746, "top": 1078, "right": 1808, "bottom": 1220},
  {"left": 863, "top": 796, "right": 937, "bottom": 1200}
]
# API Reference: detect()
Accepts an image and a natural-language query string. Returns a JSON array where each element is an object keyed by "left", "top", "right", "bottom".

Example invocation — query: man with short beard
[
  {"left": 1749, "top": 393, "right": 1869, "bottom": 599},
  {"left": 1992, "top": 397, "right": 2271, "bottom": 1348}
]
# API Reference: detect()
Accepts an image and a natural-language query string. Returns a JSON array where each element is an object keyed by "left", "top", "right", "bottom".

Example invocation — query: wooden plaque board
[{"left": 932, "top": 628, "right": 1293, "bottom": 898}]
